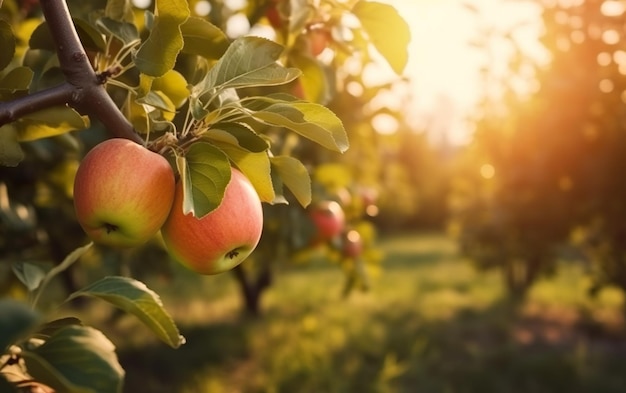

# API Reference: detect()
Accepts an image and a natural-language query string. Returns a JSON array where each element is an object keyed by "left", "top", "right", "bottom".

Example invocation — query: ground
[{"left": 72, "top": 232, "right": 626, "bottom": 393}]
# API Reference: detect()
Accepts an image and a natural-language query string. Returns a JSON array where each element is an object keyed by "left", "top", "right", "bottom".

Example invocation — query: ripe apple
[
  {"left": 308, "top": 200, "right": 345, "bottom": 241},
  {"left": 73, "top": 138, "right": 175, "bottom": 248},
  {"left": 161, "top": 168, "right": 263, "bottom": 275},
  {"left": 307, "top": 27, "right": 331, "bottom": 57},
  {"left": 342, "top": 229, "right": 363, "bottom": 258},
  {"left": 266, "top": 1, "right": 282, "bottom": 29}
]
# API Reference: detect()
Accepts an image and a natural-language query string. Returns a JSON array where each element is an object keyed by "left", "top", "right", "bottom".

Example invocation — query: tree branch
[
  {"left": 0, "top": 0, "right": 142, "bottom": 144},
  {"left": 0, "top": 83, "right": 74, "bottom": 124}
]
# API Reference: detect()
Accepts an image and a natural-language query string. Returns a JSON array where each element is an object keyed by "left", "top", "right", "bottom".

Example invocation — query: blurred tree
[{"left": 451, "top": 0, "right": 626, "bottom": 299}]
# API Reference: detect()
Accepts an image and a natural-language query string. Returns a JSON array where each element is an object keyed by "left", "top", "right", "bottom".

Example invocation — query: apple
[
  {"left": 308, "top": 200, "right": 345, "bottom": 241},
  {"left": 266, "top": 1, "right": 282, "bottom": 29},
  {"left": 73, "top": 138, "right": 175, "bottom": 247},
  {"left": 161, "top": 168, "right": 263, "bottom": 275},
  {"left": 307, "top": 27, "right": 331, "bottom": 57},
  {"left": 342, "top": 229, "right": 363, "bottom": 258}
]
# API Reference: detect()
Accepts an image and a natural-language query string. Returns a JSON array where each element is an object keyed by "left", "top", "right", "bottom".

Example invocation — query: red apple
[
  {"left": 308, "top": 200, "right": 345, "bottom": 241},
  {"left": 307, "top": 27, "right": 330, "bottom": 57},
  {"left": 73, "top": 138, "right": 175, "bottom": 248},
  {"left": 161, "top": 168, "right": 263, "bottom": 275},
  {"left": 266, "top": 1, "right": 282, "bottom": 29}
]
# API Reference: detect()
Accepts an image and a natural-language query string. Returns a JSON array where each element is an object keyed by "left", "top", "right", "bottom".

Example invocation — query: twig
[{"left": 0, "top": 0, "right": 143, "bottom": 144}]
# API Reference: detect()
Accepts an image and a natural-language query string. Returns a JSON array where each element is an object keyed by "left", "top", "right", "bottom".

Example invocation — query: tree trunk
[{"left": 232, "top": 262, "right": 272, "bottom": 316}]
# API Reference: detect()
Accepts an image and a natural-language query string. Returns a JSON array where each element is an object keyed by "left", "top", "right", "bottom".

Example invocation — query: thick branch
[{"left": 0, "top": 0, "right": 142, "bottom": 144}]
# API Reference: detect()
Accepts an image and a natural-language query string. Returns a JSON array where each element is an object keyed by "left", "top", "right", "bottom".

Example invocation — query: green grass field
[{"left": 113, "top": 232, "right": 626, "bottom": 393}]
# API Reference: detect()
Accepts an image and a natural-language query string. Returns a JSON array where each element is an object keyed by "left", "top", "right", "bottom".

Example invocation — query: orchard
[{"left": 0, "top": 0, "right": 409, "bottom": 391}]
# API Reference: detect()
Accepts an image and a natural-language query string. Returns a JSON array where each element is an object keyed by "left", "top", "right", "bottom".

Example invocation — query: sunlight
[{"left": 380, "top": 0, "right": 546, "bottom": 145}]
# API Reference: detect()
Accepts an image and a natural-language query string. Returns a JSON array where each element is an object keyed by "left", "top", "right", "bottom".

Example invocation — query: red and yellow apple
[
  {"left": 73, "top": 138, "right": 175, "bottom": 247},
  {"left": 161, "top": 168, "right": 263, "bottom": 275},
  {"left": 308, "top": 200, "right": 345, "bottom": 241}
]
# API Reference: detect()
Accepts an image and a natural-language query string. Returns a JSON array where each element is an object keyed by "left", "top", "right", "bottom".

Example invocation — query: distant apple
[
  {"left": 73, "top": 138, "right": 175, "bottom": 247},
  {"left": 161, "top": 168, "right": 263, "bottom": 275},
  {"left": 307, "top": 27, "right": 331, "bottom": 57},
  {"left": 308, "top": 200, "right": 345, "bottom": 241}
]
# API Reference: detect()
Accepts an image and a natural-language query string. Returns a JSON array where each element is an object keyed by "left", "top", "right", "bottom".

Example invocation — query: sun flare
[{"left": 381, "top": 0, "right": 547, "bottom": 145}]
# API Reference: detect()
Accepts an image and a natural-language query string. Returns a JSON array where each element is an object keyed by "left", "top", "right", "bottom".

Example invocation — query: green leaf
[
  {"left": 33, "top": 317, "right": 84, "bottom": 340},
  {"left": 0, "top": 66, "right": 33, "bottom": 92},
  {"left": 352, "top": 1, "right": 411, "bottom": 75},
  {"left": 177, "top": 142, "right": 232, "bottom": 218},
  {"left": 12, "top": 261, "right": 47, "bottom": 291},
  {"left": 288, "top": 51, "right": 328, "bottom": 104},
  {"left": 208, "top": 140, "right": 275, "bottom": 203},
  {"left": 0, "top": 125, "right": 25, "bottom": 166},
  {"left": 96, "top": 17, "right": 139, "bottom": 45},
  {"left": 135, "top": 0, "right": 190, "bottom": 77},
  {"left": 23, "top": 326, "right": 124, "bottom": 393},
  {"left": 0, "top": 20, "right": 15, "bottom": 72},
  {"left": 180, "top": 17, "right": 229, "bottom": 60},
  {"left": 105, "top": 0, "right": 134, "bottom": 22},
  {"left": 0, "top": 299, "right": 40, "bottom": 352},
  {"left": 66, "top": 276, "right": 185, "bottom": 349},
  {"left": 195, "top": 36, "right": 300, "bottom": 94},
  {"left": 29, "top": 19, "right": 106, "bottom": 52},
  {"left": 270, "top": 155, "right": 311, "bottom": 207},
  {"left": 208, "top": 123, "right": 269, "bottom": 153},
  {"left": 136, "top": 90, "right": 176, "bottom": 113},
  {"left": 15, "top": 106, "right": 90, "bottom": 141},
  {"left": 244, "top": 96, "right": 348, "bottom": 153}
]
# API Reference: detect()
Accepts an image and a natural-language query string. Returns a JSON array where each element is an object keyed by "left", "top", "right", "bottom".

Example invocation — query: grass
[{"left": 111, "top": 232, "right": 626, "bottom": 393}]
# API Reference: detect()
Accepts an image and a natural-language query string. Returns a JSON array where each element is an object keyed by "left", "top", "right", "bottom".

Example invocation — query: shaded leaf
[
  {"left": 96, "top": 17, "right": 139, "bottom": 45},
  {"left": 270, "top": 155, "right": 311, "bottom": 207},
  {"left": 352, "top": 1, "right": 411, "bottom": 75},
  {"left": 15, "top": 107, "right": 90, "bottom": 141},
  {"left": 0, "top": 20, "right": 15, "bottom": 72},
  {"left": 0, "top": 376, "right": 18, "bottom": 393},
  {"left": 29, "top": 18, "right": 106, "bottom": 52},
  {"left": 244, "top": 96, "right": 348, "bottom": 152},
  {"left": 0, "top": 66, "right": 33, "bottom": 92},
  {"left": 177, "top": 142, "right": 232, "bottom": 218},
  {"left": 23, "top": 326, "right": 123, "bottom": 393},
  {"left": 135, "top": 0, "right": 190, "bottom": 76},
  {"left": 33, "top": 317, "right": 84, "bottom": 340},
  {"left": 105, "top": 0, "right": 135, "bottom": 22},
  {"left": 180, "top": 17, "right": 229, "bottom": 59},
  {"left": 0, "top": 125, "right": 25, "bottom": 166},
  {"left": 67, "top": 276, "right": 184, "bottom": 349},
  {"left": 12, "top": 261, "right": 47, "bottom": 291},
  {"left": 0, "top": 299, "right": 40, "bottom": 352}
]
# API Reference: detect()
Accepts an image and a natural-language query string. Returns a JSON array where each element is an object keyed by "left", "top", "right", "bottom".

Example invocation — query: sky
[{"left": 379, "top": 0, "right": 546, "bottom": 145}]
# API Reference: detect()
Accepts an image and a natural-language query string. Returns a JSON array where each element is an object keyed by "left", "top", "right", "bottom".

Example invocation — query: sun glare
[{"left": 380, "top": 0, "right": 546, "bottom": 145}]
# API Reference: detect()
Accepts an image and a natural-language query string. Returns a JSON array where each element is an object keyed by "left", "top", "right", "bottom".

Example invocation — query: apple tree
[
  {"left": 0, "top": 0, "right": 409, "bottom": 391},
  {"left": 450, "top": 0, "right": 626, "bottom": 300}
]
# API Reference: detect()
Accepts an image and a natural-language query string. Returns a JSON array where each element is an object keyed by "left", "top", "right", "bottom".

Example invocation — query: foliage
[
  {"left": 120, "top": 233, "right": 626, "bottom": 393},
  {"left": 450, "top": 0, "right": 626, "bottom": 298},
  {"left": 0, "top": 0, "right": 411, "bottom": 391}
]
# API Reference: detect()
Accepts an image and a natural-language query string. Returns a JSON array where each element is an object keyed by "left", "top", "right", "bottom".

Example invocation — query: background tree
[{"left": 450, "top": 0, "right": 626, "bottom": 300}]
